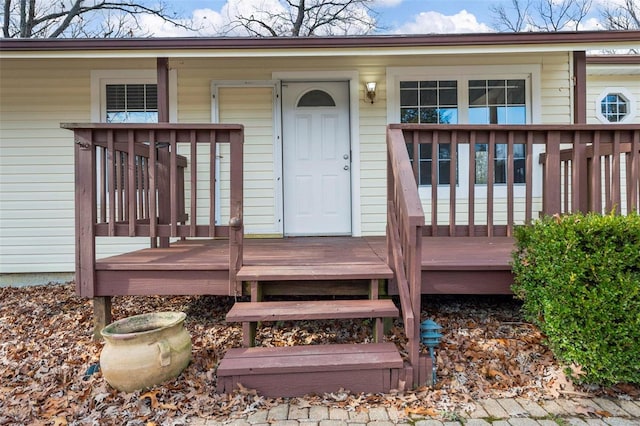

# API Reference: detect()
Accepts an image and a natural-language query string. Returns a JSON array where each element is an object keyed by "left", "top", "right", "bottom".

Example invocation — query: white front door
[{"left": 282, "top": 81, "right": 352, "bottom": 236}]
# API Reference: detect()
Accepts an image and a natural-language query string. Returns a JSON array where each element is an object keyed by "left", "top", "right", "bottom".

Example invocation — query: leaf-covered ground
[{"left": 1, "top": 283, "right": 637, "bottom": 425}]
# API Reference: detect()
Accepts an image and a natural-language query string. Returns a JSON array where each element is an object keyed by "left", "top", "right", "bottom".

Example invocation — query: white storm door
[{"left": 282, "top": 81, "right": 352, "bottom": 236}]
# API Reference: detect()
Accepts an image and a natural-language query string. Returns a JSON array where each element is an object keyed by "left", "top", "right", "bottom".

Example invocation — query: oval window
[{"left": 297, "top": 90, "right": 336, "bottom": 107}]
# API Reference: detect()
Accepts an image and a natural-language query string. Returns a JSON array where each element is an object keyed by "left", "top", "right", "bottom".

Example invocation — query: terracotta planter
[{"left": 100, "top": 311, "right": 192, "bottom": 392}]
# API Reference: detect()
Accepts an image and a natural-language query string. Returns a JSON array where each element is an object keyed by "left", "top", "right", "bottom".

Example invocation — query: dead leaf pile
[{"left": 0, "top": 285, "right": 637, "bottom": 424}]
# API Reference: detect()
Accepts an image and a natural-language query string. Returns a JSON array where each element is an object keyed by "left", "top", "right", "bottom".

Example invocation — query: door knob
[
  {"left": 344, "top": 165, "right": 349, "bottom": 170},
  {"left": 343, "top": 154, "right": 349, "bottom": 160}
]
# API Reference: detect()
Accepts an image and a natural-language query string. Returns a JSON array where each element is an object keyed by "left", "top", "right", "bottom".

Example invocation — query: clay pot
[{"left": 100, "top": 311, "right": 191, "bottom": 392}]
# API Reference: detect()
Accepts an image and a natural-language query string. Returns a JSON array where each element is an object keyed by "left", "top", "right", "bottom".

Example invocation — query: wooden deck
[{"left": 94, "top": 236, "right": 515, "bottom": 297}]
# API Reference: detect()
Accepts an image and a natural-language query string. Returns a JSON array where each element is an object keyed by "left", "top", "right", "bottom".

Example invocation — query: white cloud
[
  {"left": 373, "top": 0, "right": 404, "bottom": 7},
  {"left": 395, "top": 10, "right": 493, "bottom": 34}
]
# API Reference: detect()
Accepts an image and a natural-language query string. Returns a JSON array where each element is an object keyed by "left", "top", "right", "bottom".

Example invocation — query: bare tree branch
[
  {"left": 3, "top": 0, "right": 12, "bottom": 37},
  {"left": 491, "top": 0, "right": 531, "bottom": 32},
  {"left": 2, "top": 0, "right": 197, "bottom": 38},
  {"left": 226, "top": 0, "right": 378, "bottom": 37},
  {"left": 601, "top": 0, "right": 639, "bottom": 30},
  {"left": 490, "top": 0, "right": 592, "bottom": 32}
]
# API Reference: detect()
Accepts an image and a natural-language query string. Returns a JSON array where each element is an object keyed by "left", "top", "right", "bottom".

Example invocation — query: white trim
[
  {"left": 272, "top": 70, "right": 362, "bottom": 237},
  {"left": 90, "top": 69, "right": 178, "bottom": 122},
  {"left": 595, "top": 87, "right": 637, "bottom": 124},
  {"left": 211, "top": 80, "right": 282, "bottom": 234}
]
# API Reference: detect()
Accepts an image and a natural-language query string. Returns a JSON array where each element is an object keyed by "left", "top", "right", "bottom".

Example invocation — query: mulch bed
[{"left": 1, "top": 283, "right": 637, "bottom": 425}]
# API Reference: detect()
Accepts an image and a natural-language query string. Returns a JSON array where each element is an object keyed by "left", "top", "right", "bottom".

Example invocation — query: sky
[{"left": 142, "top": 0, "right": 616, "bottom": 37}]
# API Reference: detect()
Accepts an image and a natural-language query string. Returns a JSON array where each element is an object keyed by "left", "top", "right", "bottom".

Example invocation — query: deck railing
[
  {"left": 64, "top": 123, "right": 244, "bottom": 298},
  {"left": 548, "top": 130, "right": 640, "bottom": 215},
  {"left": 391, "top": 124, "right": 640, "bottom": 237},
  {"left": 386, "top": 123, "right": 639, "bottom": 386},
  {"left": 386, "top": 127, "right": 425, "bottom": 388}
]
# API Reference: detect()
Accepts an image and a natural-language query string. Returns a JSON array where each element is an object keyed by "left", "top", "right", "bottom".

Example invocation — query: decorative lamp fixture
[
  {"left": 365, "top": 81, "right": 377, "bottom": 104},
  {"left": 420, "top": 319, "right": 443, "bottom": 384}
]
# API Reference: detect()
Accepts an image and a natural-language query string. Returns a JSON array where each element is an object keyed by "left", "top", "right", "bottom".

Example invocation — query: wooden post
[
  {"left": 544, "top": 132, "right": 562, "bottom": 215},
  {"left": 573, "top": 52, "right": 589, "bottom": 213},
  {"left": 75, "top": 129, "right": 96, "bottom": 299},
  {"left": 229, "top": 128, "right": 244, "bottom": 296},
  {"left": 93, "top": 297, "right": 112, "bottom": 341},
  {"left": 156, "top": 58, "right": 170, "bottom": 248},
  {"left": 571, "top": 131, "right": 589, "bottom": 213}
]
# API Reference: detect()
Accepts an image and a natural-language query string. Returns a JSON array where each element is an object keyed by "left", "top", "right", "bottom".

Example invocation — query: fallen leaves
[{"left": 0, "top": 285, "right": 637, "bottom": 424}]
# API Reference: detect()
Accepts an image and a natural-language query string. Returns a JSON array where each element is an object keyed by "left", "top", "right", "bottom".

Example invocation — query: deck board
[
  {"left": 94, "top": 236, "right": 516, "bottom": 296},
  {"left": 226, "top": 299, "right": 399, "bottom": 322}
]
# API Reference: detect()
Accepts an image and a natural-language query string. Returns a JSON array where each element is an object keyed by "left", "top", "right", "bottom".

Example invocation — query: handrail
[
  {"left": 65, "top": 123, "right": 245, "bottom": 298},
  {"left": 386, "top": 127, "right": 425, "bottom": 388}
]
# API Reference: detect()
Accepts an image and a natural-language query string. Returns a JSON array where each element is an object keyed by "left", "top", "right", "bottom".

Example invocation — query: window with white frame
[
  {"left": 105, "top": 83, "right": 158, "bottom": 123},
  {"left": 596, "top": 88, "right": 635, "bottom": 124},
  {"left": 396, "top": 75, "right": 529, "bottom": 186}
]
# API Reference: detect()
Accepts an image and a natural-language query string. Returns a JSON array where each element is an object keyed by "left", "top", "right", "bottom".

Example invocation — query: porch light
[
  {"left": 420, "top": 319, "right": 442, "bottom": 384},
  {"left": 365, "top": 81, "right": 377, "bottom": 103}
]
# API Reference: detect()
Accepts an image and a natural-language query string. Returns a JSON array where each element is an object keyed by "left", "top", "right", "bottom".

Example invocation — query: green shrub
[{"left": 512, "top": 212, "right": 640, "bottom": 385}]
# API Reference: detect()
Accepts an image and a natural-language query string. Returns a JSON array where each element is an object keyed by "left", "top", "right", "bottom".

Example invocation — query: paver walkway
[{"left": 191, "top": 397, "right": 640, "bottom": 426}]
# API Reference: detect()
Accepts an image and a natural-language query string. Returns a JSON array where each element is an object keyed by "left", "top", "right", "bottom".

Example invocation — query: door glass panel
[{"left": 297, "top": 90, "right": 336, "bottom": 107}]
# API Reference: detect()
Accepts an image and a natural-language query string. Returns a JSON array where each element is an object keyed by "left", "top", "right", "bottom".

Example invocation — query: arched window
[{"left": 297, "top": 90, "right": 336, "bottom": 107}]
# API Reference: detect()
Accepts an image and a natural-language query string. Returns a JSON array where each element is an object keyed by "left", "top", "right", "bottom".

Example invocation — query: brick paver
[
  {"left": 309, "top": 406, "right": 329, "bottom": 421},
  {"left": 318, "top": 420, "right": 345, "bottom": 426},
  {"left": 464, "top": 419, "right": 492, "bottom": 426},
  {"left": 414, "top": 420, "right": 444, "bottom": 426},
  {"left": 566, "top": 418, "right": 590, "bottom": 425},
  {"left": 583, "top": 419, "right": 609, "bottom": 426},
  {"left": 603, "top": 418, "right": 639, "bottom": 426},
  {"left": 247, "top": 410, "right": 269, "bottom": 424},
  {"left": 349, "top": 410, "right": 370, "bottom": 423},
  {"left": 539, "top": 400, "right": 569, "bottom": 416},
  {"left": 618, "top": 400, "right": 640, "bottom": 418},
  {"left": 537, "top": 421, "right": 560, "bottom": 426},
  {"left": 268, "top": 404, "right": 290, "bottom": 421},
  {"left": 593, "top": 398, "right": 632, "bottom": 417},
  {"left": 289, "top": 406, "right": 310, "bottom": 420},
  {"left": 507, "top": 418, "right": 541, "bottom": 426},
  {"left": 515, "top": 398, "right": 549, "bottom": 418},
  {"left": 329, "top": 408, "right": 349, "bottom": 421},
  {"left": 496, "top": 398, "right": 527, "bottom": 417},
  {"left": 478, "top": 399, "right": 509, "bottom": 418},
  {"left": 467, "top": 402, "right": 490, "bottom": 419},
  {"left": 368, "top": 407, "right": 390, "bottom": 422}
]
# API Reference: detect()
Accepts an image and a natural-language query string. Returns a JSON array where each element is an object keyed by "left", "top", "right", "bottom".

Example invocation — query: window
[
  {"left": 595, "top": 88, "right": 636, "bottom": 124},
  {"left": 468, "top": 79, "right": 526, "bottom": 125},
  {"left": 400, "top": 78, "right": 527, "bottom": 186},
  {"left": 400, "top": 80, "right": 458, "bottom": 124},
  {"left": 599, "top": 92, "right": 632, "bottom": 123},
  {"left": 106, "top": 83, "right": 158, "bottom": 123},
  {"left": 401, "top": 80, "right": 458, "bottom": 185}
]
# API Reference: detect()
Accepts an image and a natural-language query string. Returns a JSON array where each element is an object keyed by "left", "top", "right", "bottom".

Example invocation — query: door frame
[{"left": 273, "top": 70, "right": 362, "bottom": 237}]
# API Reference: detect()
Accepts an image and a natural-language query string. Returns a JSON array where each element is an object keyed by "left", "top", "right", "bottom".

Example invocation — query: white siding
[
  {"left": 218, "top": 86, "right": 277, "bottom": 234},
  {"left": 0, "top": 58, "right": 159, "bottom": 274},
  {"left": 586, "top": 73, "right": 640, "bottom": 124}
]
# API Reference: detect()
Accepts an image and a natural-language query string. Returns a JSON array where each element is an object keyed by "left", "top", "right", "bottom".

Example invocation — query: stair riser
[{"left": 218, "top": 368, "right": 400, "bottom": 397}]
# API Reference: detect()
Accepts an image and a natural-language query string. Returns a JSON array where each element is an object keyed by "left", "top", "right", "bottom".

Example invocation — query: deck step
[
  {"left": 236, "top": 264, "right": 393, "bottom": 281},
  {"left": 226, "top": 299, "right": 399, "bottom": 323},
  {"left": 216, "top": 343, "right": 403, "bottom": 396}
]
